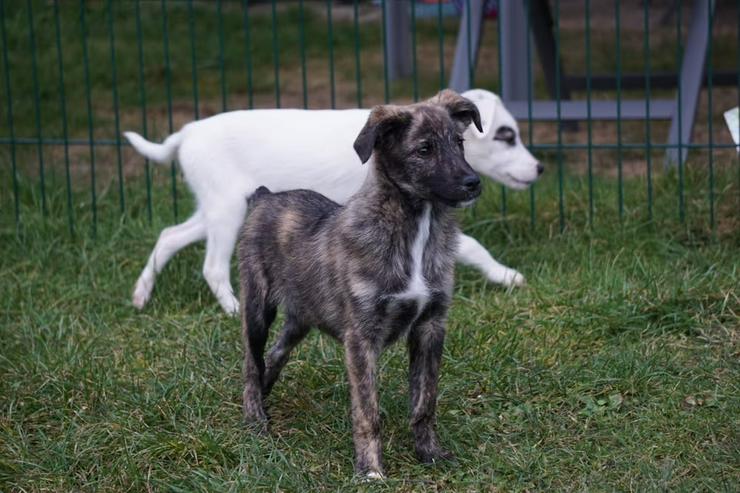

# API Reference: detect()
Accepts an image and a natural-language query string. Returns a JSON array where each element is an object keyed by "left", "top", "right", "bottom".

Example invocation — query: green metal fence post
[
  {"left": 327, "top": 0, "right": 336, "bottom": 109},
  {"left": 54, "top": 0, "right": 74, "bottom": 235},
  {"left": 554, "top": 0, "right": 564, "bottom": 233},
  {"left": 135, "top": 0, "right": 152, "bottom": 223},
  {"left": 26, "top": 0, "right": 46, "bottom": 217},
  {"left": 242, "top": 0, "right": 254, "bottom": 109},
  {"left": 437, "top": 0, "right": 445, "bottom": 91},
  {"left": 353, "top": 0, "right": 363, "bottom": 108},
  {"left": 270, "top": 0, "right": 281, "bottom": 108},
  {"left": 643, "top": 1, "right": 653, "bottom": 221},
  {"left": 411, "top": 0, "right": 419, "bottom": 102},
  {"left": 615, "top": 0, "right": 624, "bottom": 221},
  {"left": 381, "top": 0, "right": 390, "bottom": 103},
  {"left": 585, "top": 0, "right": 594, "bottom": 226},
  {"left": 525, "top": 0, "right": 535, "bottom": 230},
  {"left": 299, "top": 0, "right": 308, "bottom": 109},
  {"left": 160, "top": 0, "right": 178, "bottom": 221},
  {"left": 676, "top": 1, "right": 684, "bottom": 223},
  {"left": 705, "top": 0, "right": 715, "bottom": 236},
  {"left": 497, "top": 1, "right": 507, "bottom": 219},
  {"left": 218, "top": 0, "right": 228, "bottom": 112},
  {"left": 1, "top": 0, "right": 19, "bottom": 228},
  {"left": 107, "top": 0, "right": 125, "bottom": 215},
  {"left": 79, "top": 0, "right": 97, "bottom": 236},
  {"left": 188, "top": 0, "right": 200, "bottom": 119}
]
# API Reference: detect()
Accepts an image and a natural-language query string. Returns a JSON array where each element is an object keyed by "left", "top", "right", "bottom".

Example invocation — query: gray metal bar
[
  {"left": 449, "top": 0, "right": 484, "bottom": 92},
  {"left": 500, "top": 0, "right": 530, "bottom": 101},
  {"left": 666, "top": 0, "right": 714, "bottom": 166},
  {"left": 385, "top": 0, "right": 412, "bottom": 81},
  {"left": 506, "top": 99, "right": 676, "bottom": 121}
]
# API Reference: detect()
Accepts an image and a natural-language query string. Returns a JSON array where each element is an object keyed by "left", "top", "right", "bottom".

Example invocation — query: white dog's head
[{"left": 461, "top": 89, "right": 542, "bottom": 190}]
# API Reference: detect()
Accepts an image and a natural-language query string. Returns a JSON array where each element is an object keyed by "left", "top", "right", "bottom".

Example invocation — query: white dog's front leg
[{"left": 455, "top": 233, "right": 525, "bottom": 287}]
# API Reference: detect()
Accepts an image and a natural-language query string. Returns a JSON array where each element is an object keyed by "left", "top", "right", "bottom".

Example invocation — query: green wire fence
[{"left": 0, "top": 0, "right": 738, "bottom": 238}]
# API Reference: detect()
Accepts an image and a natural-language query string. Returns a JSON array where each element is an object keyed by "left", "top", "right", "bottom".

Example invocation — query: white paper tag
[{"left": 724, "top": 107, "right": 739, "bottom": 153}]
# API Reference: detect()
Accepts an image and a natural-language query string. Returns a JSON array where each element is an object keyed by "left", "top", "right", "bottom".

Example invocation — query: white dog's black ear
[
  {"left": 353, "top": 105, "right": 412, "bottom": 164},
  {"left": 433, "top": 89, "right": 483, "bottom": 133},
  {"left": 461, "top": 89, "right": 498, "bottom": 138}
]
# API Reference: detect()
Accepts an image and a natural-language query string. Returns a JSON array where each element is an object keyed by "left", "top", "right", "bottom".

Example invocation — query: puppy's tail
[
  {"left": 124, "top": 130, "right": 183, "bottom": 164},
  {"left": 247, "top": 186, "right": 272, "bottom": 208}
]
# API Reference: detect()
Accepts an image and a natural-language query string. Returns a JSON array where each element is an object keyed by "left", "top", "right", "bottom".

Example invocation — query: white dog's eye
[{"left": 494, "top": 126, "right": 516, "bottom": 146}]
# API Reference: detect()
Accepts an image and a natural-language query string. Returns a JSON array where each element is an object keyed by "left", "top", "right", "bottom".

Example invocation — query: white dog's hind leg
[
  {"left": 202, "top": 210, "right": 244, "bottom": 315},
  {"left": 455, "top": 233, "right": 525, "bottom": 287},
  {"left": 133, "top": 212, "right": 207, "bottom": 309}
]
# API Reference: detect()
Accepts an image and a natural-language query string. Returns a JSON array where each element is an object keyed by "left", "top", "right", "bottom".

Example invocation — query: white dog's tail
[{"left": 124, "top": 131, "right": 183, "bottom": 164}]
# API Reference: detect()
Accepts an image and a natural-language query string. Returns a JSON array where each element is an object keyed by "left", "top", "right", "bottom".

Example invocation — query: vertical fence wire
[
  {"left": 676, "top": 1, "right": 684, "bottom": 223},
  {"left": 218, "top": 0, "right": 228, "bottom": 112},
  {"left": 411, "top": 0, "right": 419, "bottom": 102},
  {"left": 705, "top": 0, "right": 714, "bottom": 235},
  {"left": 26, "top": 0, "right": 46, "bottom": 217},
  {"left": 736, "top": 1, "right": 740, "bottom": 217},
  {"left": 53, "top": 0, "right": 74, "bottom": 235},
  {"left": 270, "top": 0, "right": 281, "bottom": 107},
  {"left": 437, "top": 0, "right": 445, "bottom": 91},
  {"left": 79, "top": 0, "right": 97, "bottom": 236},
  {"left": 299, "top": 0, "right": 308, "bottom": 109},
  {"left": 585, "top": 0, "right": 593, "bottom": 226},
  {"left": 525, "top": 0, "right": 535, "bottom": 230},
  {"left": 327, "top": 0, "right": 336, "bottom": 109},
  {"left": 1, "top": 0, "right": 19, "bottom": 227},
  {"left": 496, "top": 1, "right": 506, "bottom": 219},
  {"left": 615, "top": 0, "right": 624, "bottom": 221},
  {"left": 242, "top": 0, "right": 254, "bottom": 109},
  {"left": 353, "top": 0, "right": 363, "bottom": 108},
  {"left": 107, "top": 0, "right": 125, "bottom": 215},
  {"left": 643, "top": 1, "right": 653, "bottom": 221},
  {"left": 135, "top": 0, "right": 152, "bottom": 223},
  {"left": 381, "top": 0, "right": 389, "bottom": 103},
  {"left": 160, "top": 0, "right": 177, "bottom": 221},
  {"left": 188, "top": 0, "right": 200, "bottom": 119},
  {"left": 465, "top": 0, "right": 473, "bottom": 88},
  {"left": 554, "top": 0, "right": 564, "bottom": 233}
]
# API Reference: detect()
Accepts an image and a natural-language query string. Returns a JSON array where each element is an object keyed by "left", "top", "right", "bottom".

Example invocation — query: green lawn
[
  {"left": 1, "top": 164, "right": 738, "bottom": 491},
  {"left": 1, "top": 1, "right": 739, "bottom": 490}
]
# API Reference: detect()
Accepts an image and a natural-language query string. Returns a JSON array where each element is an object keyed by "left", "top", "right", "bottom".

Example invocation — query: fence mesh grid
[{"left": 0, "top": 0, "right": 738, "bottom": 238}]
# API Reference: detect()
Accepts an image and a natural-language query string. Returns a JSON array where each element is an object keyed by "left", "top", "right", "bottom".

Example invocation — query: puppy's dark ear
[
  {"left": 353, "top": 105, "right": 412, "bottom": 164},
  {"left": 433, "top": 89, "right": 483, "bottom": 133}
]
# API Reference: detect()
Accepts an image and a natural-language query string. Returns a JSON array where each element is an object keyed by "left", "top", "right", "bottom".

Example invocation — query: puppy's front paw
[
  {"left": 132, "top": 279, "right": 152, "bottom": 309},
  {"left": 416, "top": 445, "right": 455, "bottom": 464},
  {"left": 507, "top": 270, "right": 526, "bottom": 287}
]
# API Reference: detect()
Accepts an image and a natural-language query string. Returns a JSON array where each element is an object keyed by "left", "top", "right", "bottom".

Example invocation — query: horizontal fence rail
[{"left": 0, "top": 0, "right": 738, "bottom": 239}]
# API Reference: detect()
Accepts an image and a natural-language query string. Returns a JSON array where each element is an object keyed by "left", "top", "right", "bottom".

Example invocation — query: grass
[
  {"left": 1, "top": 1, "right": 739, "bottom": 490},
  {"left": 1, "top": 163, "right": 738, "bottom": 491}
]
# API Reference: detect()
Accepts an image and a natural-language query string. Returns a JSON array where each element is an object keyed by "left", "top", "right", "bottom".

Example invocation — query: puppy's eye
[
  {"left": 494, "top": 126, "right": 516, "bottom": 145},
  {"left": 417, "top": 144, "right": 432, "bottom": 156},
  {"left": 456, "top": 136, "right": 465, "bottom": 148}
]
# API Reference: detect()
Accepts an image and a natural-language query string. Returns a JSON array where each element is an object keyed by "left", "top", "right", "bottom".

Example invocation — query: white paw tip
[
  {"left": 365, "top": 471, "right": 385, "bottom": 481},
  {"left": 511, "top": 273, "right": 526, "bottom": 287}
]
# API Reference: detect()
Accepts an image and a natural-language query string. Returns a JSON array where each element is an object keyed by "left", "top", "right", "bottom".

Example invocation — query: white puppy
[{"left": 125, "top": 89, "right": 542, "bottom": 314}]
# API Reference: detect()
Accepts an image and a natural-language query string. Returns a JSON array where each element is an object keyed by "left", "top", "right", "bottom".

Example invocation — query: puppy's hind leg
[
  {"left": 262, "top": 316, "right": 311, "bottom": 396},
  {"left": 203, "top": 206, "right": 245, "bottom": 315},
  {"left": 241, "top": 268, "right": 276, "bottom": 431},
  {"left": 133, "top": 211, "right": 206, "bottom": 309}
]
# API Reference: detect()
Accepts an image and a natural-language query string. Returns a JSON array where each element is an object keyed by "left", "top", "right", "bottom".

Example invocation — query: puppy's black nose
[
  {"left": 536, "top": 163, "right": 544, "bottom": 176},
  {"left": 462, "top": 175, "right": 481, "bottom": 192}
]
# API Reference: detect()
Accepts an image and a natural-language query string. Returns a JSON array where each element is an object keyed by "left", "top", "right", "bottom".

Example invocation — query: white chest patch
[{"left": 396, "top": 203, "right": 432, "bottom": 315}]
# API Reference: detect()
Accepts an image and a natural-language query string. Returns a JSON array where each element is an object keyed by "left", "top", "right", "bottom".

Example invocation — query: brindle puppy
[{"left": 238, "top": 90, "right": 482, "bottom": 478}]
